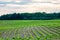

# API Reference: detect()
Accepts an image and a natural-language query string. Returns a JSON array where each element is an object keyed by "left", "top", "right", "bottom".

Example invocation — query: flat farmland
[{"left": 0, "top": 20, "right": 60, "bottom": 40}]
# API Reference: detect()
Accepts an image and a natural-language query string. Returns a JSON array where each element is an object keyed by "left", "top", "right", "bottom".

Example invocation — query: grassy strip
[{"left": 0, "top": 20, "right": 60, "bottom": 29}]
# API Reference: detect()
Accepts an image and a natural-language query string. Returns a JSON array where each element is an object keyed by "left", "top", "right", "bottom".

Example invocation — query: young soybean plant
[
  {"left": 0, "top": 31, "right": 4, "bottom": 39},
  {"left": 39, "top": 27, "right": 53, "bottom": 39},
  {"left": 37, "top": 27, "right": 54, "bottom": 40},
  {"left": 0, "top": 38, "right": 3, "bottom": 40},
  {"left": 17, "top": 28, "right": 22, "bottom": 40},
  {"left": 12, "top": 29, "right": 18, "bottom": 40},
  {"left": 3, "top": 31, "right": 8, "bottom": 40},
  {"left": 6, "top": 29, "right": 12, "bottom": 40},
  {"left": 23, "top": 27, "right": 28, "bottom": 40},
  {"left": 35, "top": 27, "right": 45, "bottom": 37},
  {"left": 13, "top": 28, "right": 22, "bottom": 40},
  {"left": 31, "top": 27, "right": 40, "bottom": 40},
  {"left": 44, "top": 27, "right": 58, "bottom": 38},
  {"left": 28, "top": 27, "right": 34, "bottom": 40}
]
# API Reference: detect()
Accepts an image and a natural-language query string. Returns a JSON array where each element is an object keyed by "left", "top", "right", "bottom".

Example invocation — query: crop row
[{"left": 0, "top": 26, "right": 60, "bottom": 40}]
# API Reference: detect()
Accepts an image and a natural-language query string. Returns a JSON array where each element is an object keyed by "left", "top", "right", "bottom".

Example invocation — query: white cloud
[{"left": 6, "top": 4, "right": 20, "bottom": 7}]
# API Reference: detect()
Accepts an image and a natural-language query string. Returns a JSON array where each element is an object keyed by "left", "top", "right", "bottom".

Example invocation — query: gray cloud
[
  {"left": 0, "top": 0, "right": 31, "bottom": 5},
  {"left": 0, "top": 0, "right": 32, "bottom": 7},
  {"left": 0, "top": 0, "right": 60, "bottom": 7},
  {"left": 31, "top": 0, "right": 60, "bottom": 4}
]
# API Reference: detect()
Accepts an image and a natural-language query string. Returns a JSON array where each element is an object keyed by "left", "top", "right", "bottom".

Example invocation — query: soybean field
[{"left": 0, "top": 20, "right": 60, "bottom": 40}]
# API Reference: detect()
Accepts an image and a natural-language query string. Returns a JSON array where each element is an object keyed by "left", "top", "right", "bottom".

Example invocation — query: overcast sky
[{"left": 0, "top": 0, "right": 60, "bottom": 15}]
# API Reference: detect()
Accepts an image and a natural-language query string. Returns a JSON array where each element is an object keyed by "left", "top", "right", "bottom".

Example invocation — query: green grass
[{"left": 0, "top": 20, "right": 60, "bottom": 29}]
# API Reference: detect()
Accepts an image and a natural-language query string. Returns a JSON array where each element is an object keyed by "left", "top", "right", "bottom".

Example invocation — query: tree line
[{"left": 0, "top": 12, "right": 60, "bottom": 20}]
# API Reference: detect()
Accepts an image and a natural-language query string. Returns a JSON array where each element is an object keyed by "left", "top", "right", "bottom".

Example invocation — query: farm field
[{"left": 0, "top": 20, "right": 60, "bottom": 40}]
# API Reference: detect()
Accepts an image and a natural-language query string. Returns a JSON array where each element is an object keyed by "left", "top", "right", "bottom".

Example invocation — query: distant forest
[{"left": 0, "top": 12, "right": 60, "bottom": 20}]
